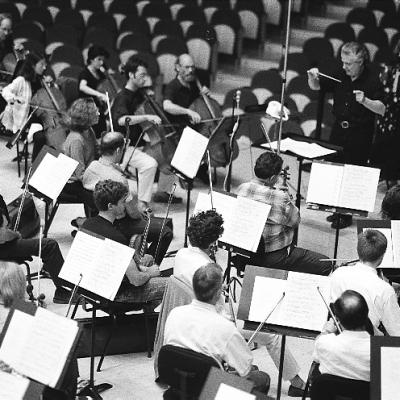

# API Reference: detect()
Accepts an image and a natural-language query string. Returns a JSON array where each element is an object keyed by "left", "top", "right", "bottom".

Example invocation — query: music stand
[{"left": 238, "top": 265, "right": 328, "bottom": 400}]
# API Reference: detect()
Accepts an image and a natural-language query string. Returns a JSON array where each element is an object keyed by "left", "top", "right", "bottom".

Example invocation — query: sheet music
[
  {"left": 381, "top": 347, "right": 400, "bottom": 400},
  {"left": 0, "top": 371, "right": 29, "bottom": 400},
  {"left": 261, "top": 138, "right": 336, "bottom": 159},
  {"left": 392, "top": 221, "right": 400, "bottom": 268},
  {"left": 60, "top": 231, "right": 134, "bottom": 300},
  {"left": 338, "top": 164, "right": 380, "bottom": 212},
  {"left": 29, "top": 152, "right": 78, "bottom": 200},
  {"left": 363, "top": 228, "right": 394, "bottom": 268},
  {"left": 306, "top": 162, "right": 343, "bottom": 206},
  {"left": 194, "top": 193, "right": 270, "bottom": 252},
  {"left": 16, "top": 308, "right": 79, "bottom": 387},
  {"left": 171, "top": 126, "right": 209, "bottom": 179},
  {"left": 222, "top": 196, "right": 270, "bottom": 252},
  {"left": 268, "top": 272, "right": 330, "bottom": 332},
  {"left": 248, "top": 276, "right": 286, "bottom": 322},
  {"left": 0, "top": 310, "right": 33, "bottom": 366},
  {"left": 215, "top": 383, "right": 255, "bottom": 400}
]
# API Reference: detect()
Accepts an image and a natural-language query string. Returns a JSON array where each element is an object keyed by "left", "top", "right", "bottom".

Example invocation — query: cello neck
[{"left": 196, "top": 78, "right": 216, "bottom": 119}]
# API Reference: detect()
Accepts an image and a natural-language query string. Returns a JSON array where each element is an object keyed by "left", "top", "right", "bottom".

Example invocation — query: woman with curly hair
[
  {"left": 62, "top": 97, "right": 99, "bottom": 198},
  {"left": 174, "top": 209, "right": 224, "bottom": 287},
  {"left": 381, "top": 184, "right": 400, "bottom": 220}
]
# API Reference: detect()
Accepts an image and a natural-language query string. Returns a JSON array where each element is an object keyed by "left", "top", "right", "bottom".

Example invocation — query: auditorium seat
[
  {"left": 22, "top": 6, "right": 53, "bottom": 29},
  {"left": 13, "top": 22, "right": 44, "bottom": 45},
  {"left": 346, "top": 7, "right": 377, "bottom": 37},
  {"left": 119, "top": 15, "right": 151, "bottom": 37},
  {"left": 325, "top": 22, "right": 355, "bottom": 57},
  {"left": 54, "top": 9, "right": 85, "bottom": 36}
]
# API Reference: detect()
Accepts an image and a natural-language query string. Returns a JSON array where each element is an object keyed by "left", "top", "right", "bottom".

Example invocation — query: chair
[
  {"left": 324, "top": 22, "right": 355, "bottom": 57},
  {"left": 0, "top": 3, "right": 21, "bottom": 24},
  {"left": 158, "top": 344, "right": 220, "bottom": 399},
  {"left": 235, "top": 0, "right": 266, "bottom": 44},
  {"left": 302, "top": 100, "right": 334, "bottom": 127},
  {"left": 50, "top": 44, "right": 84, "bottom": 67},
  {"left": 153, "top": 276, "right": 194, "bottom": 378},
  {"left": 82, "top": 27, "right": 116, "bottom": 54},
  {"left": 380, "top": 12, "right": 400, "bottom": 45},
  {"left": 346, "top": 7, "right": 377, "bottom": 37},
  {"left": 280, "top": 52, "right": 310, "bottom": 85},
  {"left": 203, "top": 0, "right": 231, "bottom": 22},
  {"left": 358, "top": 27, "right": 389, "bottom": 61},
  {"left": 168, "top": 1, "right": 185, "bottom": 20},
  {"left": 142, "top": 2, "right": 172, "bottom": 33},
  {"left": 74, "top": 0, "right": 104, "bottom": 13},
  {"left": 157, "top": 53, "right": 180, "bottom": 85},
  {"left": 58, "top": 65, "right": 81, "bottom": 80},
  {"left": 119, "top": 15, "right": 151, "bottom": 37},
  {"left": 310, "top": 373, "right": 370, "bottom": 400},
  {"left": 45, "top": 24, "right": 80, "bottom": 49},
  {"left": 54, "top": 9, "right": 85, "bottom": 35},
  {"left": 262, "top": 0, "right": 281, "bottom": 26},
  {"left": 118, "top": 32, "right": 152, "bottom": 54},
  {"left": 303, "top": 37, "right": 334, "bottom": 68},
  {"left": 13, "top": 22, "right": 44, "bottom": 44},
  {"left": 156, "top": 36, "right": 188, "bottom": 57},
  {"left": 86, "top": 12, "right": 118, "bottom": 36},
  {"left": 43, "top": 0, "right": 71, "bottom": 10},
  {"left": 176, "top": 5, "right": 207, "bottom": 35},
  {"left": 109, "top": 0, "right": 138, "bottom": 17},
  {"left": 251, "top": 69, "right": 282, "bottom": 96},
  {"left": 22, "top": 6, "right": 53, "bottom": 29},
  {"left": 152, "top": 20, "right": 184, "bottom": 52}
]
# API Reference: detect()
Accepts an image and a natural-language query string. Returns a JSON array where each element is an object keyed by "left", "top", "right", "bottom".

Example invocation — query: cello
[{"left": 190, "top": 78, "right": 239, "bottom": 168}]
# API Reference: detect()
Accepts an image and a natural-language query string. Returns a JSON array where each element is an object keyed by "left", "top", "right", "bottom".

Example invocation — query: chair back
[
  {"left": 158, "top": 344, "right": 219, "bottom": 399},
  {"left": 311, "top": 373, "right": 370, "bottom": 400}
]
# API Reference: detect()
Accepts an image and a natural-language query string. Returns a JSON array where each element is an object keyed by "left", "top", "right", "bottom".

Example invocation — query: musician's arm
[
  {"left": 79, "top": 79, "right": 107, "bottom": 102},
  {"left": 354, "top": 93, "right": 385, "bottom": 116},
  {"left": 117, "top": 114, "right": 158, "bottom": 126},
  {"left": 1, "top": 76, "right": 25, "bottom": 103},
  {"left": 125, "top": 259, "right": 160, "bottom": 286},
  {"left": 163, "top": 99, "right": 201, "bottom": 123}
]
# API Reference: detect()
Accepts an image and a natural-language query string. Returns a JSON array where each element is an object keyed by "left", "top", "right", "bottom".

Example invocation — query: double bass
[{"left": 190, "top": 78, "right": 239, "bottom": 168}]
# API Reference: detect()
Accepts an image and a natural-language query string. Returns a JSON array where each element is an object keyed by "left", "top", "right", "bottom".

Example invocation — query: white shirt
[
  {"left": 330, "top": 262, "right": 400, "bottom": 335},
  {"left": 164, "top": 299, "right": 253, "bottom": 376},
  {"left": 174, "top": 246, "right": 212, "bottom": 287},
  {"left": 313, "top": 330, "right": 371, "bottom": 381}
]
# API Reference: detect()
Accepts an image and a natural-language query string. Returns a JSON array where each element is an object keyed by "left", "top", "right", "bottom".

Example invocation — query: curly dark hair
[
  {"left": 254, "top": 152, "right": 283, "bottom": 180},
  {"left": 381, "top": 185, "right": 400, "bottom": 220},
  {"left": 93, "top": 180, "right": 128, "bottom": 211},
  {"left": 187, "top": 210, "right": 224, "bottom": 249}
]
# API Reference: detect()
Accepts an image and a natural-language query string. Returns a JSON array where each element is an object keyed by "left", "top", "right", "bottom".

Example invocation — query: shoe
[
  {"left": 326, "top": 213, "right": 338, "bottom": 223},
  {"left": 288, "top": 384, "right": 309, "bottom": 397},
  {"left": 53, "top": 287, "right": 79, "bottom": 304},
  {"left": 153, "top": 191, "right": 183, "bottom": 204},
  {"left": 331, "top": 215, "right": 353, "bottom": 230},
  {"left": 71, "top": 217, "right": 86, "bottom": 229}
]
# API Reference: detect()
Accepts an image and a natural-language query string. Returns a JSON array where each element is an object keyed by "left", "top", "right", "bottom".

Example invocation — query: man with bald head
[
  {"left": 313, "top": 290, "right": 371, "bottom": 381},
  {"left": 82, "top": 131, "right": 173, "bottom": 264}
]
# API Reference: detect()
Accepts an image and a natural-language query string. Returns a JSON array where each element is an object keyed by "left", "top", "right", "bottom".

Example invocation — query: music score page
[
  {"left": 59, "top": 231, "right": 134, "bottom": 300},
  {"left": 248, "top": 272, "right": 330, "bottom": 332},
  {"left": 29, "top": 152, "right": 78, "bottom": 200},
  {"left": 0, "top": 371, "right": 30, "bottom": 400}
]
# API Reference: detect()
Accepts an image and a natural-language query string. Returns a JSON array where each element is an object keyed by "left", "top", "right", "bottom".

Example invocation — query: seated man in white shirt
[
  {"left": 330, "top": 229, "right": 400, "bottom": 335},
  {"left": 164, "top": 263, "right": 270, "bottom": 396},
  {"left": 313, "top": 290, "right": 371, "bottom": 381},
  {"left": 174, "top": 211, "right": 307, "bottom": 396}
]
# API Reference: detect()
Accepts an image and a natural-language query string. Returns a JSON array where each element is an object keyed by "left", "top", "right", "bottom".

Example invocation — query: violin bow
[
  {"left": 154, "top": 183, "right": 177, "bottom": 263},
  {"left": 106, "top": 91, "right": 114, "bottom": 133},
  {"left": 206, "top": 150, "right": 214, "bottom": 210}
]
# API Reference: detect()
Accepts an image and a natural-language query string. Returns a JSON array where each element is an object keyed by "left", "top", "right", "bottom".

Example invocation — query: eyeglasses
[
  {"left": 341, "top": 59, "right": 362, "bottom": 67},
  {"left": 134, "top": 72, "right": 149, "bottom": 79}
]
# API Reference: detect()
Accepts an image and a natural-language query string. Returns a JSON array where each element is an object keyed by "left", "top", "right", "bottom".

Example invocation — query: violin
[
  {"left": 97, "top": 65, "right": 125, "bottom": 105},
  {"left": 189, "top": 78, "right": 239, "bottom": 168}
]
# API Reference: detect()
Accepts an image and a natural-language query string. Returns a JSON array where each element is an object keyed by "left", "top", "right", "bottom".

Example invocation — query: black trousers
[
  {"left": 114, "top": 216, "right": 173, "bottom": 265},
  {"left": 0, "top": 237, "right": 64, "bottom": 288}
]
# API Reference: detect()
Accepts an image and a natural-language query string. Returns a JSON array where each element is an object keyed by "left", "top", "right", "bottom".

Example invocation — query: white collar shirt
[
  {"left": 330, "top": 262, "right": 400, "bottom": 335},
  {"left": 164, "top": 299, "right": 253, "bottom": 377},
  {"left": 313, "top": 330, "right": 371, "bottom": 381},
  {"left": 174, "top": 246, "right": 212, "bottom": 288}
]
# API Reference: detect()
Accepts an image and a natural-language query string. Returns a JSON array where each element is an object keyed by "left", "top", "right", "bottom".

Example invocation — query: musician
[
  {"left": 164, "top": 263, "right": 271, "bottom": 396},
  {"left": 174, "top": 209, "right": 307, "bottom": 395},
  {"left": 381, "top": 184, "right": 400, "bottom": 220},
  {"left": 82, "top": 131, "right": 173, "bottom": 264},
  {"left": 78, "top": 45, "right": 108, "bottom": 137},
  {"left": 111, "top": 56, "right": 174, "bottom": 211},
  {"left": 330, "top": 230, "right": 400, "bottom": 335},
  {"left": 0, "top": 14, "right": 13, "bottom": 66},
  {"left": 307, "top": 42, "right": 385, "bottom": 229},
  {"left": 0, "top": 261, "right": 79, "bottom": 399},
  {"left": 82, "top": 180, "right": 167, "bottom": 306},
  {"left": 237, "top": 152, "right": 331, "bottom": 276},
  {"left": 0, "top": 205, "right": 71, "bottom": 304},
  {"left": 62, "top": 98, "right": 98, "bottom": 200},
  {"left": 313, "top": 290, "right": 371, "bottom": 381}
]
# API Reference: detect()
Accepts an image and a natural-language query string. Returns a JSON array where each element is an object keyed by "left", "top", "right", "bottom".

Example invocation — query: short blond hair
[{"left": 0, "top": 262, "right": 26, "bottom": 307}]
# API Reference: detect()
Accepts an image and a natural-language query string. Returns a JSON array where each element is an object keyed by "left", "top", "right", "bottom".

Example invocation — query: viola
[{"left": 189, "top": 78, "right": 239, "bottom": 168}]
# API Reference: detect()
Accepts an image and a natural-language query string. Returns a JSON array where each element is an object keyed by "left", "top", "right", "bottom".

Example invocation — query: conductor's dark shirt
[
  {"left": 111, "top": 87, "right": 145, "bottom": 146},
  {"left": 320, "top": 64, "right": 383, "bottom": 128},
  {"left": 164, "top": 77, "right": 200, "bottom": 125}
]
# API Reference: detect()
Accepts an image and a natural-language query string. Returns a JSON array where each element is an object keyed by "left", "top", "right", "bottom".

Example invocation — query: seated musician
[
  {"left": 381, "top": 184, "right": 400, "bottom": 219},
  {"left": 0, "top": 197, "right": 71, "bottom": 304},
  {"left": 62, "top": 97, "right": 98, "bottom": 202},
  {"left": 0, "top": 261, "right": 79, "bottom": 399},
  {"left": 111, "top": 56, "right": 181, "bottom": 211},
  {"left": 174, "top": 210, "right": 307, "bottom": 396},
  {"left": 330, "top": 229, "right": 400, "bottom": 335},
  {"left": 236, "top": 151, "right": 331, "bottom": 276},
  {"left": 163, "top": 53, "right": 211, "bottom": 183},
  {"left": 82, "top": 131, "right": 173, "bottom": 264},
  {"left": 81, "top": 180, "right": 167, "bottom": 307},
  {"left": 164, "top": 263, "right": 270, "bottom": 397},
  {"left": 78, "top": 45, "right": 109, "bottom": 137},
  {"left": 313, "top": 290, "right": 371, "bottom": 381}
]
